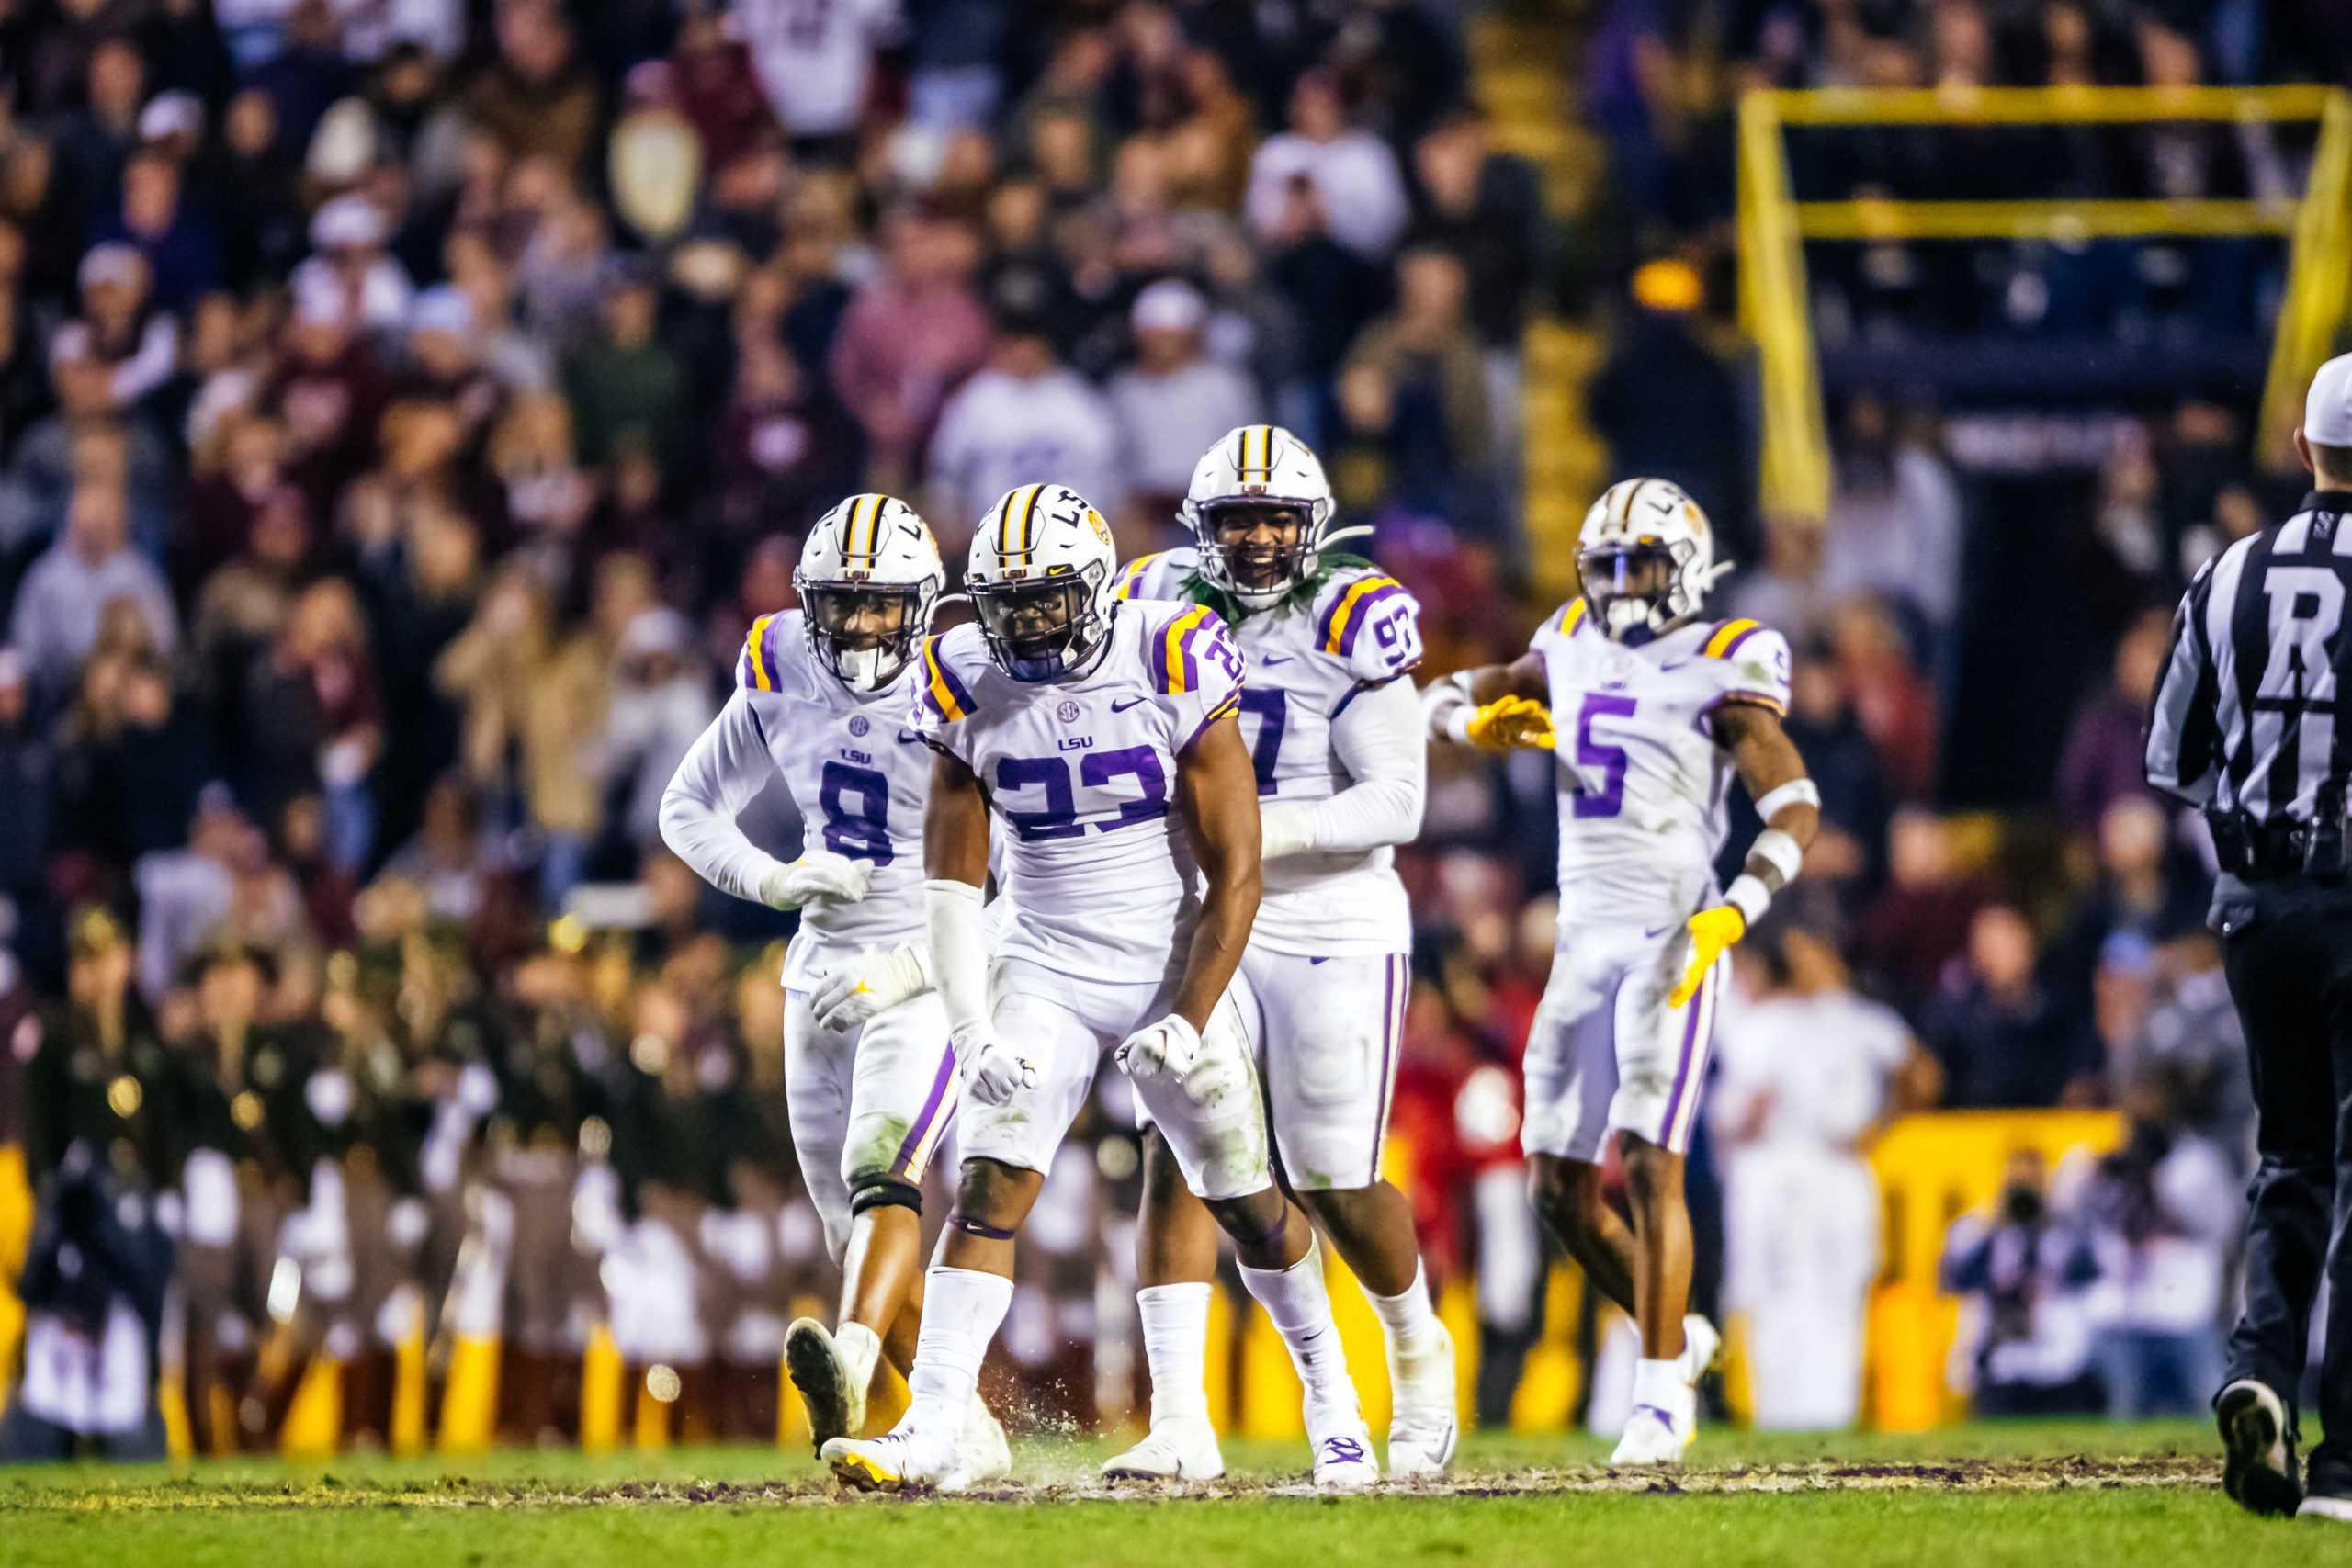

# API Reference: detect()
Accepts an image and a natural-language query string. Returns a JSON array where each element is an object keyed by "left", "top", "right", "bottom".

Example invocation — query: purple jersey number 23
[{"left": 1571, "top": 693, "right": 1636, "bottom": 818}]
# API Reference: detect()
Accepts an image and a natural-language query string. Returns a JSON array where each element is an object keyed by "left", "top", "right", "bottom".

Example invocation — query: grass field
[{"left": 1, "top": 1419, "right": 2321, "bottom": 1567}]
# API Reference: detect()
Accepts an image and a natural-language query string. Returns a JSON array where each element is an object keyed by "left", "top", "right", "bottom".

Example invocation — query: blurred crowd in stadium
[{"left": 0, "top": 0, "right": 2344, "bottom": 1457}]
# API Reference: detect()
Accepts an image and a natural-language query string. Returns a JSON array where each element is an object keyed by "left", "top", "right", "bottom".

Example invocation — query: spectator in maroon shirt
[
  {"left": 243, "top": 578, "right": 382, "bottom": 874},
  {"left": 825, "top": 205, "right": 990, "bottom": 491},
  {"left": 2056, "top": 606, "right": 2171, "bottom": 833},
  {"left": 261, "top": 281, "right": 390, "bottom": 513}
]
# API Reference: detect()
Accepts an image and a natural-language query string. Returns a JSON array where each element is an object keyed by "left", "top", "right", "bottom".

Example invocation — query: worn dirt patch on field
[{"left": 4, "top": 1454, "right": 2220, "bottom": 1513}]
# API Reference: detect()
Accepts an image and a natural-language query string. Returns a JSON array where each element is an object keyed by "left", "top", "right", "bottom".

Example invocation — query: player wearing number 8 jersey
[
  {"left": 1424, "top": 478, "right": 1818, "bottom": 1467},
  {"left": 1102, "top": 424, "right": 1456, "bottom": 1484},
  {"left": 658, "top": 493, "right": 1009, "bottom": 1484},
  {"left": 821, "top": 480, "right": 1377, "bottom": 1493}
]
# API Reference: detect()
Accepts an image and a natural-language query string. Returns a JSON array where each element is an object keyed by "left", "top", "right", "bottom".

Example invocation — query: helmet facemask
[
  {"left": 1580, "top": 539, "right": 1695, "bottom": 644},
  {"left": 801, "top": 579, "right": 932, "bottom": 691},
  {"left": 969, "top": 564, "right": 1110, "bottom": 682},
  {"left": 1195, "top": 498, "right": 1314, "bottom": 608}
]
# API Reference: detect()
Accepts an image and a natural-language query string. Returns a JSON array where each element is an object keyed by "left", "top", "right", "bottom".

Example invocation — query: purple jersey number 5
[{"left": 1571, "top": 693, "right": 1636, "bottom": 818}]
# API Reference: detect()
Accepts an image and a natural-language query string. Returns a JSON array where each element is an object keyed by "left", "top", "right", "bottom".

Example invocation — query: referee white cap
[{"left": 2306, "top": 351, "right": 2352, "bottom": 446}]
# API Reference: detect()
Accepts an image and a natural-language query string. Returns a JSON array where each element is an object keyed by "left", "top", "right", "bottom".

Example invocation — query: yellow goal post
[{"left": 1736, "top": 84, "right": 2352, "bottom": 523}]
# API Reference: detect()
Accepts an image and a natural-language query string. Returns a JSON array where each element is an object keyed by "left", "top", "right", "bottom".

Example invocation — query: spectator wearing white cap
[
  {"left": 599, "top": 607, "right": 717, "bottom": 849},
  {"left": 1109, "top": 278, "right": 1262, "bottom": 516},
  {"left": 50, "top": 246, "right": 179, "bottom": 415},
  {"left": 289, "top": 194, "right": 414, "bottom": 334},
  {"left": 400, "top": 285, "right": 506, "bottom": 447}
]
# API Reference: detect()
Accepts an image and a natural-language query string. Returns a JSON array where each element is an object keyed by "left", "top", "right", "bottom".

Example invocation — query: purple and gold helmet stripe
[
  {"left": 997, "top": 482, "right": 1045, "bottom": 566},
  {"left": 844, "top": 491, "right": 888, "bottom": 558},
  {"left": 1155, "top": 603, "right": 1215, "bottom": 694},
  {"left": 922, "top": 634, "right": 975, "bottom": 722},
  {"left": 1319, "top": 575, "right": 1406, "bottom": 656},
  {"left": 1702, "top": 618, "right": 1761, "bottom": 660}
]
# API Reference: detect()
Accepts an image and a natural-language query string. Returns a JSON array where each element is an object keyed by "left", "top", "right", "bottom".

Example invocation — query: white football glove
[
  {"left": 810, "top": 944, "right": 931, "bottom": 1032},
  {"left": 755, "top": 849, "right": 871, "bottom": 912},
  {"left": 1114, "top": 1015, "right": 1202, "bottom": 1084},
  {"left": 956, "top": 1026, "right": 1035, "bottom": 1107}
]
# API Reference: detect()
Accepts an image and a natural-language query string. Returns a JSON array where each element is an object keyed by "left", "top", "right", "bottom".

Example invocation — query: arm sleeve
[
  {"left": 1297, "top": 675, "right": 1424, "bottom": 853},
  {"left": 2144, "top": 563, "right": 2220, "bottom": 807},
  {"left": 926, "top": 878, "right": 989, "bottom": 1040},
  {"left": 657, "top": 691, "right": 791, "bottom": 905}
]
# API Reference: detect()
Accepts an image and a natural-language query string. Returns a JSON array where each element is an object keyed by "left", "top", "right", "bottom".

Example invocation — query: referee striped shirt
[{"left": 2147, "top": 489, "right": 2352, "bottom": 823}]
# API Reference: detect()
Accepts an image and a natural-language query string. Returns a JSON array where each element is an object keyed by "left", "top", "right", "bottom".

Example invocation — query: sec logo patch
[
  {"left": 1057, "top": 699, "right": 1080, "bottom": 724},
  {"left": 849, "top": 716, "right": 871, "bottom": 737}
]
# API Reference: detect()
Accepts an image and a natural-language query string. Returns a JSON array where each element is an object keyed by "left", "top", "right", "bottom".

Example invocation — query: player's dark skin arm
[
  {"left": 1712, "top": 702, "right": 1821, "bottom": 870},
  {"left": 1458, "top": 651, "right": 1550, "bottom": 705},
  {"left": 1170, "top": 712, "right": 1261, "bottom": 1032},
  {"left": 922, "top": 749, "right": 1045, "bottom": 1279},
  {"left": 1170, "top": 713, "right": 1313, "bottom": 1272}
]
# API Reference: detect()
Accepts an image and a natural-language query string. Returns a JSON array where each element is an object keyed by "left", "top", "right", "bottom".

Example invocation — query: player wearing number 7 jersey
[
  {"left": 821, "top": 480, "right": 1377, "bottom": 1493},
  {"left": 1423, "top": 478, "right": 1819, "bottom": 1467},
  {"left": 1102, "top": 424, "right": 1456, "bottom": 1484},
  {"left": 657, "top": 493, "right": 1009, "bottom": 1485}
]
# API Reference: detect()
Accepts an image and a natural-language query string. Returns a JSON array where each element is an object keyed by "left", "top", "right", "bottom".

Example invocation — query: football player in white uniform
[
  {"left": 657, "top": 493, "right": 1008, "bottom": 1483},
  {"left": 1101, "top": 425, "right": 1456, "bottom": 1483},
  {"left": 820, "top": 481, "right": 1377, "bottom": 1491},
  {"left": 1423, "top": 479, "right": 1819, "bottom": 1465}
]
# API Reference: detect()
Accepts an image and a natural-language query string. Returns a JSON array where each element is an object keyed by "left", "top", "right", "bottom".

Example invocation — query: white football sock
[
  {"left": 905, "top": 1267, "right": 1012, "bottom": 1428},
  {"left": 1631, "top": 1357, "right": 1686, "bottom": 1421},
  {"left": 835, "top": 1321, "right": 883, "bottom": 1397},
  {"left": 1368, "top": 1260, "right": 1444, "bottom": 1366},
  {"left": 1238, "top": 1245, "right": 1359, "bottom": 1412},
  {"left": 1137, "top": 1281, "right": 1213, "bottom": 1427}
]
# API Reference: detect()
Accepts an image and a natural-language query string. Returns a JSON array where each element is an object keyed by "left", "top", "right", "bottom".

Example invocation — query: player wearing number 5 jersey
[
  {"left": 1424, "top": 478, "right": 1819, "bottom": 1466},
  {"left": 657, "top": 493, "right": 1008, "bottom": 1484},
  {"left": 1102, "top": 424, "right": 1456, "bottom": 1484},
  {"left": 822, "top": 481, "right": 1377, "bottom": 1492}
]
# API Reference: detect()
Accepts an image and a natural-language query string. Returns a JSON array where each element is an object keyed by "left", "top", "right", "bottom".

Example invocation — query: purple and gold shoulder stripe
[
  {"left": 1151, "top": 603, "right": 1223, "bottom": 695},
  {"left": 1319, "top": 574, "right": 1408, "bottom": 658},
  {"left": 920, "top": 635, "right": 978, "bottom": 724},
  {"left": 737, "top": 613, "right": 787, "bottom": 691},
  {"left": 1555, "top": 599, "right": 1589, "bottom": 637},
  {"left": 1702, "top": 618, "right": 1762, "bottom": 660},
  {"left": 1114, "top": 551, "right": 1164, "bottom": 602}
]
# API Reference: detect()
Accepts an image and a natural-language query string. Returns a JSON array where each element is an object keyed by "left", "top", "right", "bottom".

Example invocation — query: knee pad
[{"left": 848, "top": 1174, "right": 922, "bottom": 1219}]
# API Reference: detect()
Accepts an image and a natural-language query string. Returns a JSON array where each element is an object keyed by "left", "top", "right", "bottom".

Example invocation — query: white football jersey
[
  {"left": 1530, "top": 602, "right": 1792, "bottom": 927},
  {"left": 736, "top": 610, "right": 933, "bottom": 987},
  {"left": 1117, "top": 548, "right": 1422, "bottom": 955},
  {"left": 910, "top": 598, "right": 1244, "bottom": 986}
]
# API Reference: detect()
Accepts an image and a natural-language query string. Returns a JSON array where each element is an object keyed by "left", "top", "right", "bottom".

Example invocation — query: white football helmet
[
  {"left": 1576, "top": 478, "right": 1732, "bottom": 643},
  {"left": 794, "top": 492, "right": 945, "bottom": 691},
  {"left": 967, "top": 482, "right": 1119, "bottom": 681},
  {"left": 1180, "top": 423, "right": 1365, "bottom": 609}
]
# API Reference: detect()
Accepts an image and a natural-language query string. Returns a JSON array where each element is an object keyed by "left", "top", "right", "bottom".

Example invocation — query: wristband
[
  {"left": 1749, "top": 827, "right": 1804, "bottom": 886},
  {"left": 1724, "top": 873, "right": 1772, "bottom": 928},
  {"left": 1753, "top": 778, "right": 1821, "bottom": 822}
]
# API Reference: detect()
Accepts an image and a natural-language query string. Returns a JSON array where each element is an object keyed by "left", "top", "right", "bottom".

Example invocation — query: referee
[{"left": 2145, "top": 352, "right": 2352, "bottom": 1523}]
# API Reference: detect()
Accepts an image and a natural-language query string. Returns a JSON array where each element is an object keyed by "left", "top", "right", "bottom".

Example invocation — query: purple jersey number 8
[{"left": 1571, "top": 693, "right": 1636, "bottom": 819}]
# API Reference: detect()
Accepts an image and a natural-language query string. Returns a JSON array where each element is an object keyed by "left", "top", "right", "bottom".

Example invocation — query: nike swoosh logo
[
  {"left": 1309, "top": 956, "right": 1329, "bottom": 966},
  {"left": 1644, "top": 925, "right": 1674, "bottom": 938},
  {"left": 1111, "top": 697, "right": 1148, "bottom": 713},
  {"left": 1261, "top": 654, "right": 1294, "bottom": 667},
  {"left": 897, "top": 730, "right": 925, "bottom": 745}
]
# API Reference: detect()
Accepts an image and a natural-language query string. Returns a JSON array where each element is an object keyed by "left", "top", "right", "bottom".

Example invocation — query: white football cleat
[
  {"left": 2299, "top": 1495, "right": 2352, "bottom": 1523},
  {"left": 823, "top": 1418, "right": 959, "bottom": 1492},
  {"left": 786, "top": 1319, "right": 866, "bottom": 1453},
  {"left": 955, "top": 1401, "right": 1013, "bottom": 1489},
  {"left": 1610, "top": 1403, "right": 1691, "bottom": 1467},
  {"left": 1680, "top": 1314, "right": 1721, "bottom": 1382},
  {"left": 1102, "top": 1416, "right": 1227, "bottom": 1482},
  {"left": 1385, "top": 1319, "right": 1459, "bottom": 1478},
  {"left": 1308, "top": 1404, "right": 1381, "bottom": 1490}
]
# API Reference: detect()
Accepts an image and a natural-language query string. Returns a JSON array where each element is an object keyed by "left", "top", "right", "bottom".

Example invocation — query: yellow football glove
[
  {"left": 1465, "top": 695, "right": 1556, "bottom": 750},
  {"left": 1669, "top": 905, "right": 1747, "bottom": 1009}
]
